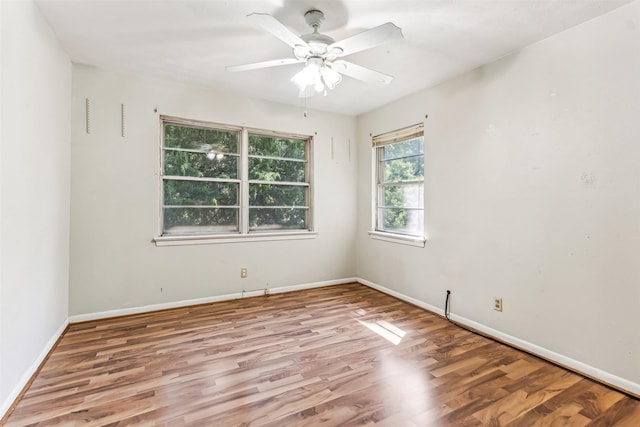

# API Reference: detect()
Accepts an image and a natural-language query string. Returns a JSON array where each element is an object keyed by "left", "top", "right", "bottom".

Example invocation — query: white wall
[
  {"left": 69, "top": 65, "right": 357, "bottom": 317},
  {"left": 2, "top": 0, "right": 637, "bottom": 415},
  {"left": 356, "top": 1, "right": 640, "bottom": 393},
  {"left": 0, "top": 0, "right": 71, "bottom": 415}
]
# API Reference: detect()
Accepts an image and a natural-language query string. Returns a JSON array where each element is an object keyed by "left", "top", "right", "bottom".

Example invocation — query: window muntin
[
  {"left": 161, "top": 118, "right": 312, "bottom": 237},
  {"left": 374, "top": 124, "right": 425, "bottom": 237}
]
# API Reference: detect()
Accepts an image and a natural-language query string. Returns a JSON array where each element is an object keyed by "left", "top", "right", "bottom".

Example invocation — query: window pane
[
  {"left": 378, "top": 208, "right": 424, "bottom": 235},
  {"left": 382, "top": 155, "right": 424, "bottom": 183},
  {"left": 375, "top": 129, "right": 424, "bottom": 238},
  {"left": 249, "top": 184, "right": 305, "bottom": 206},
  {"left": 164, "top": 124, "right": 238, "bottom": 153},
  {"left": 164, "top": 180, "right": 238, "bottom": 206},
  {"left": 164, "top": 151, "right": 238, "bottom": 179},
  {"left": 248, "top": 158, "right": 305, "bottom": 182},
  {"left": 163, "top": 207, "right": 239, "bottom": 234},
  {"left": 381, "top": 183, "right": 424, "bottom": 209},
  {"left": 249, "top": 208, "right": 308, "bottom": 230},
  {"left": 382, "top": 137, "right": 423, "bottom": 160},
  {"left": 249, "top": 134, "right": 306, "bottom": 160}
]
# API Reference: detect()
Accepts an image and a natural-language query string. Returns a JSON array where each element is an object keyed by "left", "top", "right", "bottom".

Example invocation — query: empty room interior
[{"left": 1, "top": 0, "right": 640, "bottom": 425}]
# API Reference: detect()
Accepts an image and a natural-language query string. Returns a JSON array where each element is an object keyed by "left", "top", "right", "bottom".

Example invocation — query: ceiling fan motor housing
[
  {"left": 299, "top": 10, "right": 340, "bottom": 57},
  {"left": 300, "top": 33, "right": 335, "bottom": 53}
]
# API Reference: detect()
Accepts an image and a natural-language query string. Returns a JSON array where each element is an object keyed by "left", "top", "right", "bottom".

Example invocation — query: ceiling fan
[{"left": 227, "top": 10, "right": 403, "bottom": 97}]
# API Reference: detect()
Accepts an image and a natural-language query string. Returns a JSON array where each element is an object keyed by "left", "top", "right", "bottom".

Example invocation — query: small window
[
  {"left": 373, "top": 123, "right": 425, "bottom": 238},
  {"left": 160, "top": 117, "right": 313, "bottom": 240}
]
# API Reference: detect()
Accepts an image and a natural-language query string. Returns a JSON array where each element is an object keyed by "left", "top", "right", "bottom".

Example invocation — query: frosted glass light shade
[{"left": 291, "top": 58, "right": 342, "bottom": 97}]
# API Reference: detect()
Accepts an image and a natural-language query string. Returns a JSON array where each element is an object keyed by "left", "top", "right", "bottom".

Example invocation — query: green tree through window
[
  {"left": 374, "top": 125, "right": 424, "bottom": 236},
  {"left": 248, "top": 134, "right": 309, "bottom": 230},
  {"left": 161, "top": 118, "right": 312, "bottom": 236}
]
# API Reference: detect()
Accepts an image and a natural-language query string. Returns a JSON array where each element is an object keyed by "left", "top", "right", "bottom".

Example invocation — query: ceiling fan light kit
[
  {"left": 206, "top": 150, "right": 225, "bottom": 161},
  {"left": 226, "top": 9, "right": 403, "bottom": 98},
  {"left": 291, "top": 57, "right": 342, "bottom": 97}
]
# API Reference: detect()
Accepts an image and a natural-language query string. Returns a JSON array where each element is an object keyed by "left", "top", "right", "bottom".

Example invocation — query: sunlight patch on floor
[{"left": 357, "top": 319, "right": 406, "bottom": 345}]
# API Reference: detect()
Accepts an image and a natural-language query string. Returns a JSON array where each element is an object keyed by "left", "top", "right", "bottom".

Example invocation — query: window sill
[
  {"left": 368, "top": 230, "right": 426, "bottom": 248},
  {"left": 154, "top": 231, "right": 318, "bottom": 247}
]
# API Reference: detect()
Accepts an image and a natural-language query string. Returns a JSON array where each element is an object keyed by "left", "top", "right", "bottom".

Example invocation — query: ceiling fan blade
[
  {"left": 331, "top": 60, "right": 394, "bottom": 85},
  {"left": 248, "top": 13, "right": 310, "bottom": 50},
  {"left": 226, "top": 58, "right": 304, "bottom": 72},
  {"left": 329, "top": 22, "right": 403, "bottom": 57}
]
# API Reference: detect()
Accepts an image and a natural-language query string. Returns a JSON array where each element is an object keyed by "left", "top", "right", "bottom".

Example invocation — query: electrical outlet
[
  {"left": 240, "top": 268, "right": 247, "bottom": 278},
  {"left": 493, "top": 297, "right": 503, "bottom": 312}
]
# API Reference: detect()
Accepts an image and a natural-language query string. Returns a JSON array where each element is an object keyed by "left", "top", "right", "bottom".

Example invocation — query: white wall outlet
[
  {"left": 493, "top": 297, "right": 503, "bottom": 312},
  {"left": 240, "top": 268, "right": 247, "bottom": 278}
]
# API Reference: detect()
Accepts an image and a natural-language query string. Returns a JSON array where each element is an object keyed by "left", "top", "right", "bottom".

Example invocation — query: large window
[
  {"left": 373, "top": 123, "right": 425, "bottom": 239},
  {"left": 160, "top": 117, "right": 312, "bottom": 239}
]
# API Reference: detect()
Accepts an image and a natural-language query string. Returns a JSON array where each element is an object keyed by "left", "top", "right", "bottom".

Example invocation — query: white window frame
[
  {"left": 154, "top": 116, "right": 315, "bottom": 246},
  {"left": 369, "top": 123, "right": 426, "bottom": 247}
]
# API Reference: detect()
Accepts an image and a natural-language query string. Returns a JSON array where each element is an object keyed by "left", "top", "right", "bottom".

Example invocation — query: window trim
[
  {"left": 155, "top": 116, "right": 315, "bottom": 246},
  {"left": 367, "top": 230, "right": 426, "bottom": 247},
  {"left": 154, "top": 231, "right": 318, "bottom": 247},
  {"left": 370, "top": 122, "right": 426, "bottom": 246}
]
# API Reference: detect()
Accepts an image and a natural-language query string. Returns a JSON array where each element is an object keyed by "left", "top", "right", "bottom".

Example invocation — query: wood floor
[{"left": 4, "top": 283, "right": 639, "bottom": 426}]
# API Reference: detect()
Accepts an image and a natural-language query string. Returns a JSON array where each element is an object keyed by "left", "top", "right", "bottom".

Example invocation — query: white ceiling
[{"left": 35, "top": 0, "right": 633, "bottom": 116}]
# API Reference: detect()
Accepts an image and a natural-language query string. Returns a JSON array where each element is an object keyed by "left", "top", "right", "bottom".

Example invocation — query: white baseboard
[
  {"left": 270, "top": 277, "right": 358, "bottom": 294},
  {"left": 357, "top": 277, "right": 640, "bottom": 398},
  {"left": 68, "top": 277, "right": 358, "bottom": 324},
  {"left": 0, "top": 319, "right": 68, "bottom": 420},
  {"left": 359, "top": 278, "right": 446, "bottom": 316}
]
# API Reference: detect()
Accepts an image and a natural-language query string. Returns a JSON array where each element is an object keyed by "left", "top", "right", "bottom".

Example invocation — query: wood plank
[{"left": 4, "top": 283, "right": 639, "bottom": 426}]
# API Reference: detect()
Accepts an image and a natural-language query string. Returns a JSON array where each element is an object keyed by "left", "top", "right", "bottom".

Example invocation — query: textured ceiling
[{"left": 35, "top": 0, "right": 633, "bottom": 116}]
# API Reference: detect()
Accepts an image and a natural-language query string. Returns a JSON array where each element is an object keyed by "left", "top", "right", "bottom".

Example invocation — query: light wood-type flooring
[{"left": 4, "top": 283, "right": 640, "bottom": 426}]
